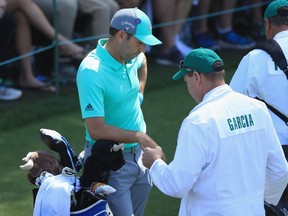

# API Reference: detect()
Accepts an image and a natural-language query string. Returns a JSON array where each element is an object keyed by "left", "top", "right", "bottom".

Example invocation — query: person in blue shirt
[{"left": 76, "top": 7, "right": 162, "bottom": 216}]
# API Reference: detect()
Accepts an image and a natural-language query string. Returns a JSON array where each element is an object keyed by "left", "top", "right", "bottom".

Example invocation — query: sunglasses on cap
[
  {"left": 179, "top": 60, "right": 194, "bottom": 73},
  {"left": 180, "top": 60, "right": 224, "bottom": 73}
]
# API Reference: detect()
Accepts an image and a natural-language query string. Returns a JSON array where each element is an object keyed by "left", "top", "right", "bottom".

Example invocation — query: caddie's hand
[{"left": 142, "top": 146, "right": 163, "bottom": 169}]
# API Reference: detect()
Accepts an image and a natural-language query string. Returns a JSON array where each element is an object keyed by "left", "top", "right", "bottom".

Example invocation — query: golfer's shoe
[{"left": 39, "top": 128, "right": 82, "bottom": 172}]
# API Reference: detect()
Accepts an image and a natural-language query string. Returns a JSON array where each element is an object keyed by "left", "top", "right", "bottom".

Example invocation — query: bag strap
[
  {"left": 257, "top": 39, "right": 288, "bottom": 79},
  {"left": 254, "top": 39, "right": 288, "bottom": 125},
  {"left": 255, "top": 97, "right": 288, "bottom": 125}
]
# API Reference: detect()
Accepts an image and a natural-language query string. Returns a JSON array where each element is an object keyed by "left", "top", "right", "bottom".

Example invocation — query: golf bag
[
  {"left": 70, "top": 199, "right": 111, "bottom": 216},
  {"left": 20, "top": 128, "right": 125, "bottom": 216},
  {"left": 265, "top": 200, "right": 288, "bottom": 216}
]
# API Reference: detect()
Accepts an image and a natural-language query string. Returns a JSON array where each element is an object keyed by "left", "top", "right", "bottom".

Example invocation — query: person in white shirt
[
  {"left": 230, "top": 0, "right": 288, "bottom": 149},
  {"left": 142, "top": 48, "right": 288, "bottom": 216},
  {"left": 230, "top": 1, "right": 288, "bottom": 212}
]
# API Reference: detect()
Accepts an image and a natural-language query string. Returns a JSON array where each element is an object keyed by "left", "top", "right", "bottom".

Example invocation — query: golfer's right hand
[{"left": 136, "top": 132, "right": 158, "bottom": 149}]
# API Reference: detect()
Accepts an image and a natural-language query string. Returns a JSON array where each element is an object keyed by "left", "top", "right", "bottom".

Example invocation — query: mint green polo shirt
[{"left": 76, "top": 39, "right": 146, "bottom": 148}]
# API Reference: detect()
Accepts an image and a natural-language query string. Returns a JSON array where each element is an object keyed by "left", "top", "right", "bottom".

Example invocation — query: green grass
[{"left": 0, "top": 49, "right": 248, "bottom": 216}]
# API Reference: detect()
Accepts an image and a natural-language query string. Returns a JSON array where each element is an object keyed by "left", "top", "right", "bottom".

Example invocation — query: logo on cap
[{"left": 121, "top": 21, "right": 135, "bottom": 30}]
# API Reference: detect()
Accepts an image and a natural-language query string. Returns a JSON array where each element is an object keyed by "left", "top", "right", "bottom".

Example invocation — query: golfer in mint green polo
[{"left": 76, "top": 7, "right": 162, "bottom": 216}]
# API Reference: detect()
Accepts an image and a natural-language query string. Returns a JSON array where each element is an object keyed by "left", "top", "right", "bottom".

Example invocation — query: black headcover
[{"left": 80, "top": 140, "right": 125, "bottom": 188}]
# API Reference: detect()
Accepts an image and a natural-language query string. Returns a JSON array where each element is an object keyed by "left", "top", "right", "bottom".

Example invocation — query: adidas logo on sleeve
[{"left": 85, "top": 103, "right": 94, "bottom": 111}]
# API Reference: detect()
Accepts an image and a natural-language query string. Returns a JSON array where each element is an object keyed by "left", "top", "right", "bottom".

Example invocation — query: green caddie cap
[
  {"left": 172, "top": 48, "right": 224, "bottom": 80},
  {"left": 264, "top": 0, "right": 288, "bottom": 18}
]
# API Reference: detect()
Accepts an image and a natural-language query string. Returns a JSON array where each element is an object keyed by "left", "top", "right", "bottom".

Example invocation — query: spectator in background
[
  {"left": 6, "top": 0, "right": 85, "bottom": 61},
  {"left": 217, "top": 0, "right": 255, "bottom": 49},
  {"left": 152, "top": 0, "right": 194, "bottom": 66},
  {"left": 192, "top": 0, "right": 255, "bottom": 50},
  {"left": 12, "top": 10, "right": 56, "bottom": 92},
  {"left": 1, "top": 0, "right": 86, "bottom": 92},
  {"left": 33, "top": 0, "right": 118, "bottom": 51},
  {"left": 193, "top": 0, "right": 220, "bottom": 50},
  {"left": 0, "top": 81, "right": 22, "bottom": 100},
  {"left": 250, "top": 0, "right": 266, "bottom": 41},
  {"left": 33, "top": 0, "right": 78, "bottom": 40},
  {"left": 0, "top": 10, "right": 22, "bottom": 100},
  {"left": 77, "top": 0, "right": 119, "bottom": 49}
]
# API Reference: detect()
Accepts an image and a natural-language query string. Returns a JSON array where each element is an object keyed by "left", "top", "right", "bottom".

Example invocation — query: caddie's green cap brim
[{"left": 172, "top": 69, "right": 186, "bottom": 80}]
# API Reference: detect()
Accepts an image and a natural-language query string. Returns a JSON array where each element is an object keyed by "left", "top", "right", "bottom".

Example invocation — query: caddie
[
  {"left": 230, "top": 0, "right": 288, "bottom": 150},
  {"left": 142, "top": 48, "right": 288, "bottom": 215}
]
